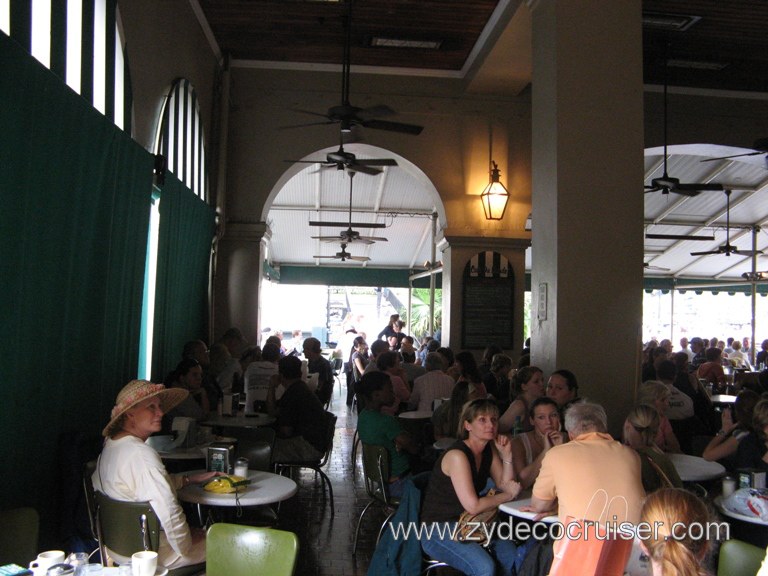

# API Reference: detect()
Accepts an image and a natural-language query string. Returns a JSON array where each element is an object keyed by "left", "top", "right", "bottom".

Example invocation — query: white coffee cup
[
  {"left": 131, "top": 551, "right": 158, "bottom": 576},
  {"left": 30, "top": 551, "right": 66, "bottom": 573}
]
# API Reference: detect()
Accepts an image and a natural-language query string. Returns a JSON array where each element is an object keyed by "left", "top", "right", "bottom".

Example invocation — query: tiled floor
[{"left": 273, "top": 381, "right": 380, "bottom": 576}]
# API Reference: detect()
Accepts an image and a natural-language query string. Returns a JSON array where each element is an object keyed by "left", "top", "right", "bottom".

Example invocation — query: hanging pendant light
[{"left": 481, "top": 161, "right": 509, "bottom": 220}]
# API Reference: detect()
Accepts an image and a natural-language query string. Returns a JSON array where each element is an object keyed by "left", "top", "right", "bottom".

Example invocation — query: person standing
[{"left": 303, "top": 337, "right": 334, "bottom": 407}]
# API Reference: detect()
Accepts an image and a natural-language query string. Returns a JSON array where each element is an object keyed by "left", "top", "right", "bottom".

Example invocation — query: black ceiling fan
[
  {"left": 286, "top": 134, "right": 397, "bottom": 176},
  {"left": 690, "top": 189, "right": 763, "bottom": 258},
  {"left": 285, "top": 0, "right": 423, "bottom": 136},
  {"left": 700, "top": 137, "right": 768, "bottom": 163},
  {"left": 311, "top": 172, "right": 388, "bottom": 244},
  {"left": 313, "top": 242, "right": 370, "bottom": 263},
  {"left": 644, "top": 51, "right": 723, "bottom": 197}
]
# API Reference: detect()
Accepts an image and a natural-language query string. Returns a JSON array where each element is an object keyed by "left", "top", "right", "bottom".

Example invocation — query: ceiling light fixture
[{"left": 370, "top": 38, "right": 442, "bottom": 49}]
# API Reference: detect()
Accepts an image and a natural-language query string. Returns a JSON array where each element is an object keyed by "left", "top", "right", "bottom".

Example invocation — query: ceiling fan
[
  {"left": 644, "top": 52, "right": 723, "bottom": 197},
  {"left": 311, "top": 172, "right": 388, "bottom": 244},
  {"left": 644, "top": 262, "right": 670, "bottom": 272},
  {"left": 700, "top": 137, "right": 768, "bottom": 163},
  {"left": 285, "top": 0, "right": 423, "bottom": 136},
  {"left": 690, "top": 189, "right": 763, "bottom": 258},
  {"left": 313, "top": 242, "right": 370, "bottom": 263},
  {"left": 286, "top": 135, "right": 397, "bottom": 176}
]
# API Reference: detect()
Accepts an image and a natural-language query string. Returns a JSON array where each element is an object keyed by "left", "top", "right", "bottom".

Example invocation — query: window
[
  {"left": 1, "top": 0, "right": 131, "bottom": 131},
  {"left": 155, "top": 79, "right": 209, "bottom": 201}
]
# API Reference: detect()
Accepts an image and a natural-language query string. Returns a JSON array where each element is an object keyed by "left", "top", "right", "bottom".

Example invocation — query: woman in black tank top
[{"left": 421, "top": 399, "right": 523, "bottom": 576}]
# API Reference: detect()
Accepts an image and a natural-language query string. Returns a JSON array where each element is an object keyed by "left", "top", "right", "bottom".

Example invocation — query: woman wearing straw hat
[{"left": 92, "top": 380, "right": 219, "bottom": 569}]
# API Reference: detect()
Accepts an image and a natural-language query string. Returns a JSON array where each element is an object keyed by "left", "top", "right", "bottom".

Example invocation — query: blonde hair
[
  {"left": 640, "top": 488, "right": 712, "bottom": 576},
  {"left": 638, "top": 381, "right": 670, "bottom": 405},
  {"left": 626, "top": 404, "right": 660, "bottom": 447}
]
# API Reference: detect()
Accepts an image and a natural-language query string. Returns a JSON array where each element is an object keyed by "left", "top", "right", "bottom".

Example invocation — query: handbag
[
  {"left": 452, "top": 488, "right": 498, "bottom": 547},
  {"left": 549, "top": 489, "right": 634, "bottom": 576}
]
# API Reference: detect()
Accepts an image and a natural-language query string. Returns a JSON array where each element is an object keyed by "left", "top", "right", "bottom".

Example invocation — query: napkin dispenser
[
  {"left": 221, "top": 393, "right": 240, "bottom": 416},
  {"left": 207, "top": 441, "right": 235, "bottom": 473}
]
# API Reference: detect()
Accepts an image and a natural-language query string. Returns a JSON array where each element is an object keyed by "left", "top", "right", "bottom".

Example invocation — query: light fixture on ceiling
[
  {"left": 370, "top": 37, "right": 442, "bottom": 50},
  {"left": 480, "top": 125, "right": 509, "bottom": 221}
]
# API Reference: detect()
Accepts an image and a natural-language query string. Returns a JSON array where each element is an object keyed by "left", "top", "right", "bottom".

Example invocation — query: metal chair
[
  {"left": 275, "top": 411, "right": 337, "bottom": 515},
  {"left": 331, "top": 357, "right": 344, "bottom": 398},
  {"left": 717, "top": 538, "right": 765, "bottom": 576},
  {"left": 353, "top": 443, "right": 400, "bottom": 555},
  {"left": 236, "top": 426, "right": 276, "bottom": 472},
  {"left": 206, "top": 523, "right": 298, "bottom": 576},
  {"left": 94, "top": 491, "right": 203, "bottom": 576}
]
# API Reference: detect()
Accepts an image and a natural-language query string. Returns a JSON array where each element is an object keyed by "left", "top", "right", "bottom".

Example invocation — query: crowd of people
[{"left": 91, "top": 320, "right": 768, "bottom": 574}]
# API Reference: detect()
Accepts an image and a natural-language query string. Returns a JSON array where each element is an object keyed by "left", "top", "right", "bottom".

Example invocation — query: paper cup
[{"left": 131, "top": 551, "right": 158, "bottom": 576}]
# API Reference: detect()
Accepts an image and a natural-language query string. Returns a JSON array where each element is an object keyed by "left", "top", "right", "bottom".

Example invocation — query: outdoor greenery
[{"left": 409, "top": 288, "right": 442, "bottom": 339}]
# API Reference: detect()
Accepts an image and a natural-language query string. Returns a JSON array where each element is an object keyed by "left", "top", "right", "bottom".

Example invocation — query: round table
[
  {"left": 398, "top": 410, "right": 433, "bottom": 420},
  {"left": 499, "top": 497, "right": 558, "bottom": 524},
  {"left": 157, "top": 446, "right": 207, "bottom": 460},
  {"left": 177, "top": 470, "right": 297, "bottom": 507},
  {"left": 202, "top": 413, "right": 276, "bottom": 429},
  {"left": 433, "top": 437, "right": 456, "bottom": 451},
  {"left": 668, "top": 453, "right": 726, "bottom": 482}
]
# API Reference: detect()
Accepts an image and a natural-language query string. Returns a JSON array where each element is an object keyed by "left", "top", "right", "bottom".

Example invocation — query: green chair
[
  {"left": 353, "top": 443, "right": 400, "bottom": 555},
  {"left": 94, "top": 491, "right": 203, "bottom": 576},
  {"left": 717, "top": 538, "right": 765, "bottom": 576},
  {"left": 0, "top": 507, "right": 39, "bottom": 566},
  {"left": 206, "top": 523, "right": 298, "bottom": 576}
]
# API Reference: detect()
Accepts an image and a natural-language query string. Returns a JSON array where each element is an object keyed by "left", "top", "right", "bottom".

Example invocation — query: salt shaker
[
  {"left": 722, "top": 476, "right": 737, "bottom": 497},
  {"left": 234, "top": 457, "right": 249, "bottom": 477}
]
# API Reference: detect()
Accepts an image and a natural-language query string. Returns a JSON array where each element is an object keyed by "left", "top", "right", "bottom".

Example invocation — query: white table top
[
  {"left": 177, "top": 470, "right": 297, "bottom": 507},
  {"left": 398, "top": 410, "right": 432, "bottom": 420},
  {"left": 668, "top": 453, "right": 726, "bottom": 482},
  {"left": 499, "top": 497, "right": 558, "bottom": 524},
  {"left": 714, "top": 495, "right": 768, "bottom": 526},
  {"left": 202, "top": 413, "right": 276, "bottom": 429}
]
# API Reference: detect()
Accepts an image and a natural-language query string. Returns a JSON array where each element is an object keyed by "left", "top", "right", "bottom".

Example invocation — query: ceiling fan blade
[
  {"left": 361, "top": 119, "right": 424, "bottom": 135},
  {"left": 358, "top": 236, "right": 388, "bottom": 242},
  {"left": 674, "top": 182, "right": 724, "bottom": 192},
  {"left": 644, "top": 185, "right": 663, "bottom": 193},
  {"left": 313, "top": 255, "right": 338, "bottom": 259},
  {"left": 348, "top": 255, "right": 370, "bottom": 262},
  {"left": 280, "top": 119, "right": 337, "bottom": 130},
  {"left": 690, "top": 249, "right": 721, "bottom": 256},
  {"left": 645, "top": 233, "right": 715, "bottom": 241},
  {"left": 309, "top": 220, "right": 386, "bottom": 228},
  {"left": 700, "top": 151, "right": 763, "bottom": 163},
  {"left": 346, "top": 164, "right": 382, "bottom": 176},
  {"left": 355, "top": 158, "right": 398, "bottom": 167},
  {"left": 311, "top": 235, "right": 346, "bottom": 242},
  {"left": 733, "top": 248, "right": 764, "bottom": 257}
]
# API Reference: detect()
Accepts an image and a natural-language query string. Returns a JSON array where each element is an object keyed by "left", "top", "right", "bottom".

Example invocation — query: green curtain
[
  {"left": 151, "top": 173, "right": 216, "bottom": 382},
  {"left": 0, "top": 31, "right": 152, "bottom": 543}
]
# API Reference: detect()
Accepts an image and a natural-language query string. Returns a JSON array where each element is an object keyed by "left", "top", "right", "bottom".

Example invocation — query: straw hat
[{"left": 102, "top": 379, "right": 189, "bottom": 437}]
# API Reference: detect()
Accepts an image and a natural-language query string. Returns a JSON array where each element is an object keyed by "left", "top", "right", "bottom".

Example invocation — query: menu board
[{"left": 461, "top": 251, "right": 514, "bottom": 349}]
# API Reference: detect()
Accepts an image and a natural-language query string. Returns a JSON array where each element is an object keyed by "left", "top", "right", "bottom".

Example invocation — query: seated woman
[
  {"left": 637, "top": 381, "right": 682, "bottom": 453},
  {"left": 498, "top": 366, "right": 545, "bottom": 435},
  {"left": 545, "top": 368, "right": 580, "bottom": 418},
  {"left": 622, "top": 404, "right": 682, "bottom": 493},
  {"left": 165, "top": 358, "right": 210, "bottom": 421},
  {"left": 639, "top": 488, "right": 714, "bottom": 576},
  {"left": 431, "top": 380, "right": 480, "bottom": 439},
  {"left": 420, "top": 399, "right": 522, "bottom": 576},
  {"left": 92, "top": 380, "right": 219, "bottom": 569},
  {"left": 356, "top": 371, "right": 420, "bottom": 497},
  {"left": 703, "top": 389, "right": 759, "bottom": 466},
  {"left": 735, "top": 398, "right": 768, "bottom": 472},
  {"left": 509, "top": 397, "right": 566, "bottom": 488}
]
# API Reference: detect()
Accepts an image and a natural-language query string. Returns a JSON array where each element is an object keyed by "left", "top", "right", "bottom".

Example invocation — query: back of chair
[
  {"left": 206, "top": 523, "right": 298, "bottom": 576},
  {"left": 94, "top": 491, "right": 160, "bottom": 558},
  {"left": 82, "top": 460, "right": 98, "bottom": 539},
  {"left": 331, "top": 357, "right": 343, "bottom": 375},
  {"left": 361, "top": 443, "right": 392, "bottom": 506},
  {"left": 318, "top": 411, "right": 338, "bottom": 466},
  {"left": 0, "top": 507, "right": 39, "bottom": 566},
  {"left": 717, "top": 538, "right": 765, "bottom": 576}
]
